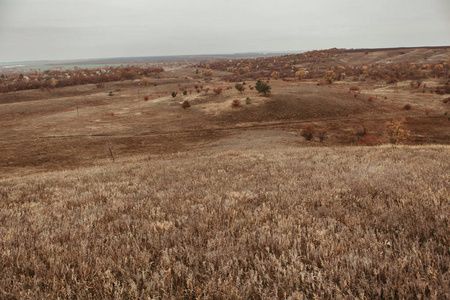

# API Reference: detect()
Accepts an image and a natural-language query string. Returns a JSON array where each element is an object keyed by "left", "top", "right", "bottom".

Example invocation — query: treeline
[
  {"left": 196, "top": 49, "right": 449, "bottom": 85},
  {"left": 0, "top": 66, "right": 164, "bottom": 93}
]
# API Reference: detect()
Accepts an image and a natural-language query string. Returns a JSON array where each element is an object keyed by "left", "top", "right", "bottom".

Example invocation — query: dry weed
[{"left": 0, "top": 146, "right": 449, "bottom": 299}]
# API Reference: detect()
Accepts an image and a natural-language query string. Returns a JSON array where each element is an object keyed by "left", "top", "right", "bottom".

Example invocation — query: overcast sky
[{"left": 0, "top": 0, "right": 449, "bottom": 62}]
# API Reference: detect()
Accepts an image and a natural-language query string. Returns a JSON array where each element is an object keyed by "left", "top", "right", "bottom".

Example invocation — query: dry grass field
[
  {"left": 1, "top": 48, "right": 449, "bottom": 298},
  {"left": 1, "top": 146, "right": 449, "bottom": 298}
]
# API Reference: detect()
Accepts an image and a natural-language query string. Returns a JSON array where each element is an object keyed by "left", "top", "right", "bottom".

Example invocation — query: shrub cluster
[
  {"left": 0, "top": 66, "right": 164, "bottom": 93},
  {"left": 300, "top": 125, "right": 315, "bottom": 141},
  {"left": 181, "top": 100, "right": 190, "bottom": 109},
  {"left": 231, "top": 99, "right": 241, "bottom": 108},
  {"left": 194, "top": 48, "right": 449, "bottom": 83},
  {"left": 213, "top": 88, "right": 223, "bottom": 95}
]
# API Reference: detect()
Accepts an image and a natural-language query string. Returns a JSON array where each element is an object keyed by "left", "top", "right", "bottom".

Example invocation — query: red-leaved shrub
[
  {"left": 360, "top": 134, "right": 381, "bottom": 146},
  {"left": 231, "top": 99, "right": 241, "bottom": 108},
  {"left": 300, "top": 125, "right": 315, "bottom": 141}
]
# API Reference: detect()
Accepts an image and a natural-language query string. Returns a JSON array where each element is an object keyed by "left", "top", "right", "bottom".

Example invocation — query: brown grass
[
  {"left": 1, "top": 146, "right": 449, "bottom": 299},
  {"left": 0, "top": 60, "right": 449, "bottom": 298}
]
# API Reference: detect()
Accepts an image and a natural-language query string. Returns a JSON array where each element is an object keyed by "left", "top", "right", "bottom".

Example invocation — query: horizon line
[{"left": 1, "top": 45, "right": 449, "bottom": 65}]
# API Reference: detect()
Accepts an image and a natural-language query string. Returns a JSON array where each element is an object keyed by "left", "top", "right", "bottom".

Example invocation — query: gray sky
[{"left": 0, "top": 0, "right": 449, "bottom": 62}]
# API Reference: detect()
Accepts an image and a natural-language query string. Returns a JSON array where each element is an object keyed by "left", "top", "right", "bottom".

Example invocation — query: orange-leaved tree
[
  {"left": 271, "top": 71, "right": 280, "bottom": 80},
  {"left": 382, "top": 118, "right": 411, "bottom": 144},
  {"left": 203, "top": 69, "right": 213, "bottom": 77},
  {"left": 295, "top": 70, "right": 306, "bottom": 80},
  {"left": 324, "top": 71, "right": 336, "bottom": 84}
]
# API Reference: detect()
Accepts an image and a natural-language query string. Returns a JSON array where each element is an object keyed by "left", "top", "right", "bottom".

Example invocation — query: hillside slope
[{"left": 315, "top": 47, "right": 450, "bottom": 66}]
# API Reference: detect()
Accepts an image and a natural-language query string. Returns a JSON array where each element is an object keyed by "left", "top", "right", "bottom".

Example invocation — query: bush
[
  {"left": 443, "top": 97, "right": 449, "bottom": 103},
  {"left": 181, "top": 100, "right": 190, "bottom": 109},
  {"left": 183, "top": 90, "right": 187, "bottom": 95},
  {"left": 235, "top": 83, "right": 245, "bottom": 93},
  {"left": 255, "top": 80, "right": 271, "bottom": 96},
  {"left": 144, "top": 96, "right": 149, "bottom": 101},
  {"left": 231, "top": 99, "right": 241, "bottom": 108},
  {"left": 300, "top": 125, "right": 315, "bottom": 141},
  {"left": 360, "top": 134, "right": 381, "bottom": 146},
  {"left": 317, "top": 128, "right": 327, "bottom": 142},
  {"left": 434, "top": 87, "right": 449, "bottom": 95},
  {"left": 171, "top": 92, "right": 177, "bottom": 98},
  {"left": 403, "top": 104, "right": 412, "bottom": 110},
  {"left": 213, "top": 88, "right": 223, "bottom": 95},
  {"left": 409, "top": 80, "right": 422, "bottom": 88},
  {"left": 245, "top": 97, "right": 251, "bottom": 105}
]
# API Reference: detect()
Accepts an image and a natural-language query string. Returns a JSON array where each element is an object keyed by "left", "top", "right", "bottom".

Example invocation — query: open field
[
  {"left": 1, "top": 146, "right": 449, "bottom": 298},
  {"left": 1, "top": 67, "right": 449, "bottom": 178},
  {"left": 1, "top": 47, "right": 449, "bottom": 298}
]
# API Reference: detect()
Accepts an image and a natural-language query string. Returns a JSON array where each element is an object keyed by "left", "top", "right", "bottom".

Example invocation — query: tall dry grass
[{"left": 1, "top": 146, "right": 449, "bottom": 299}]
